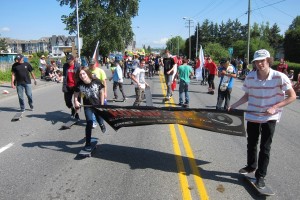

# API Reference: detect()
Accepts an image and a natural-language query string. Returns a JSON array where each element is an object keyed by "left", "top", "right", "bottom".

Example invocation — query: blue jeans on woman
[
  {"left": 84, "top": 107, "right": 104, "bottom": 145},
  {"left": 16, "top": 83, "right": 33, "bottom": 111},
  {"left": 179, "top": 80, "right": 189, "bottom": 104}
]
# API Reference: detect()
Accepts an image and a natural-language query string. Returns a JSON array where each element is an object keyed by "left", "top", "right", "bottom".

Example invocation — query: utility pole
[
  {"left": 76, "top": 0, "right": 80, "bottom": 59},
  {"left": 177, "top": 36, "right": 179, "bottom": 56},
  {"left": 195, "top": 23, "right": 199, "bottom": 58},
  {"left": 183, "top": 17, "right": 194, "bottom": 59},
  {"left": 247, "top": 0, "right": 251, "bottom": 64}
]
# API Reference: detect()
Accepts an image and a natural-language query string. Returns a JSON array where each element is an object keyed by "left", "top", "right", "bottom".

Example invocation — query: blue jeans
[
  {"left": 179, "top": 80, "right": 189, "bottom": 104},
  {"left": 16, "top": 83, "right": 33, "bottom": 110},
  {"left": 164, "top": 74, "right": 173, "bottom": 97},
  {"left": 84, "top": 107, "right": 104, "bottom": 145}
]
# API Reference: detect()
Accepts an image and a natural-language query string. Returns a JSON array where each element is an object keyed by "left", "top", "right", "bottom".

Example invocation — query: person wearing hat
[
  {"left": 39, "top": 55, "right": 47, "bottom": 79},
  {"left": 11, "top": 54, "right": 37, "bottom": 112},
  {"left": 216, "top": 58, "right": 237, "bottom": 110},
  {"left": 109, "top": 57, "right": 127, "bottom": 102},
  {"left": 229, "top": 49, "right": 296, "bottom": 189},
  {"left": 62, "top": 54, "right": 81, "bottom": 119}
]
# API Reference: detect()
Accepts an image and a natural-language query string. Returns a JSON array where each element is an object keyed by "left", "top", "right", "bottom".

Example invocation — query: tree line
[{"left": 171, "top": 16, "right": 300, "bottom": 63}]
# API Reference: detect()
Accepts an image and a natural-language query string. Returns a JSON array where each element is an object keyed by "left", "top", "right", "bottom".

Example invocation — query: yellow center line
[{"left": 159, "top": 73, "right": 209, "bottom": 200}]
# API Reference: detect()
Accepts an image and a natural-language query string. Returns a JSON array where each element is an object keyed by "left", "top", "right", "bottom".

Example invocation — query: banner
[{"left": 90, "top": 105, "right": 246, "bottom": 137}]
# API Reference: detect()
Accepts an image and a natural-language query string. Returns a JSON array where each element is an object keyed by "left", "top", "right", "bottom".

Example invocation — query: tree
[
  {"left": 0, "top": 35, "right": 8, "bottom": 52},
  {"left": 57, "top": 0, "right": 139, "bottom": 57},
  {"left": 166, "top": 36, "right": 184, "bottom": 56},
  {"left": 284, "top": 16, "right": 300, "bottom": 62},
  {"left": 289, "top": 16, "right": 300, "bottom": 30},
  {"left": 204, "top": 42, "right": 228, "bottom": 61}
]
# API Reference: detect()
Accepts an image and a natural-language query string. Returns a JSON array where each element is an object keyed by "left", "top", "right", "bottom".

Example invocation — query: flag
[
  {"left": 92, "top": 41, "right": 100, "bottom": 67},
  {"left": 195, "top": 45, "right": 205, "bottom": 81},
  {"left": 90, "top": 105, "right": 246, "bottom": 137}
]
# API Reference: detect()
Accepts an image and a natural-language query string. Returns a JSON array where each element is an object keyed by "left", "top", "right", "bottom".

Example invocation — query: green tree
[
  {"left": 166, "top": 36, "right": 184, "bottom": 56},
  {"left": 57, "top": 0, "right": 139, "bottom": 57},
  {"left": 284, "top": 16, "right": 300, "bottom": 62},
  {"left": 0, "top": 36, "right": 8, "bottom": 52},
  {"left": 204, "top": 42, "right": 228, "bottom": 61},
  {"left": 268, "top": 23, "right": 283, "bottom": 49}
]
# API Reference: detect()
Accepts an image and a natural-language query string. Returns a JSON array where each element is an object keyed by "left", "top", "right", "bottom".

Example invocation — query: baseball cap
[
  {"left": 66, "top": 54, "right": 74, "bottom": 62},
  {"left": 89, "top": 58, "right": 96, "bottom": 65},
  {"left": 15, "top": 54, "right": 24, "bottom": 61},
  {"left": 220, "top": 58, "right": 228, "bottom": 64},
  {"left": 252, "top": 49, "right": 270, "bottom": 62}
]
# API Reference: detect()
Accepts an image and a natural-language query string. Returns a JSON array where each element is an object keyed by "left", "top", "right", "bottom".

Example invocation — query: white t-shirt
[{"left": 132, "top": 67, "right": 146, "bottom": 89}]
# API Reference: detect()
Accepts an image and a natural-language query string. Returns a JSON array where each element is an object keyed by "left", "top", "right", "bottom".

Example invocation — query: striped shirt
[{"left": 242, "top": 68, "right": 292, "bottom": 123}]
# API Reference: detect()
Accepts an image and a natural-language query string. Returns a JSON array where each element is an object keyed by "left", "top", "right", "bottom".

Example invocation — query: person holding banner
[
  {"left": 74, "top": 67, "right": 106, "bottom": 151},
  {"left": 229, "top": 49, "right": 296, "bottom": 189}
]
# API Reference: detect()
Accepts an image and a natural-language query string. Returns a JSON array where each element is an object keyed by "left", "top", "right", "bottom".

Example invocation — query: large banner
[{"left": 90, "top": 105, "right": 246, "bottom": 137}]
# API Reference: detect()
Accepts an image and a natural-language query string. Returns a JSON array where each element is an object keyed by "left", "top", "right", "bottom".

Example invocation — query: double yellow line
[{"left": 159, "top": 74, "right": 209, "bottom": 200}]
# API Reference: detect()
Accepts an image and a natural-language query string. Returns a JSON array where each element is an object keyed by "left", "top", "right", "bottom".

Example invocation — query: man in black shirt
[
  {"left": 11, "top": 54, "right": 37, "bottom": 112},
  {"left": 162, "top": 50, "right": 175, "bottom": 99}
]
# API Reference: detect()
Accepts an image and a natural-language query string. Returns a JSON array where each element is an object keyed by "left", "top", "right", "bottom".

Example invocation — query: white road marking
[{"left": 0, "top": 143, "right": 14, "bottom": 154}]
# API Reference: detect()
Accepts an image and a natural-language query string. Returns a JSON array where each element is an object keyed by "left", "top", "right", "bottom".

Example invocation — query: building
[{"left": 4, "top": 35, "right": 77, "bottom": 58}]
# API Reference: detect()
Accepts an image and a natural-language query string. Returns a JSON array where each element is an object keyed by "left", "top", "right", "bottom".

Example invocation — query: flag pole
[{"left": 76, "top": 0, "right": 80, "bottom": 59}]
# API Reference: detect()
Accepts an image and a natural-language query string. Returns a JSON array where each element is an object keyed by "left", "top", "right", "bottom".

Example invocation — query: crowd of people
[{"left": 11, "top": 48, "right": 298, "bottom": 189}]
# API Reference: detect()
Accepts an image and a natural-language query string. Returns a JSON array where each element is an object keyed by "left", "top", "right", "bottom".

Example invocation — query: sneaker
[
  {"left": 74, "top": 113, "right": 80, "bottom": 121},
  {"left": 255, "top": 177, "right": 266, "bottom": 189},
  {"left": 92, "top": 123, "right": 97, "bottom": 129},
  {"left": 29, "top": 105, "right": 34, "bottom": 111},
  {"left": 100, "top": 124, "right": 106, "bottom": 133},
  {"left": 178, "top": 102, "right": 183, "bottom": 106},
  {"left": 20, "top": 108, "right": 25, "bottom": 112},
  {"left": 112, "top": 97, "right": 117, "bottom": 102},
  {"left": 84, "top": 145, "right": 92, "bottom": 151},
  {"left": 239, "top": 166, "right": 256, "bottom": 174},
  {"left": 122, "top": 97, "right": 127, "bottom": 102}
]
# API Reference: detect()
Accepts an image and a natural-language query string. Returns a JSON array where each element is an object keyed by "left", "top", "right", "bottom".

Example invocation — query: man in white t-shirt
[
  {"left": 131, "top": 59, "right": 149, "bottom": 106},
  {"left": 229, "top": 49, "right": 296, "bottom": 189}
]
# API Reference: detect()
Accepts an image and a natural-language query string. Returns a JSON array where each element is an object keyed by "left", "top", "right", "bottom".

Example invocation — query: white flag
[{"left": 195, "top": 45, "right": 205, "bottom": 80}]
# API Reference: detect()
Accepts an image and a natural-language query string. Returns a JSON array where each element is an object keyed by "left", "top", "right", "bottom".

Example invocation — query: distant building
[{"left": 4, "top": 35, "right": 77, "bottom": 58}]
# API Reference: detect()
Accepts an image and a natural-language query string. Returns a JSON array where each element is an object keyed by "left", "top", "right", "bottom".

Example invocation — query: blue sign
[{"left": 228, "top": 47, "right": 233, "bottom": 55}]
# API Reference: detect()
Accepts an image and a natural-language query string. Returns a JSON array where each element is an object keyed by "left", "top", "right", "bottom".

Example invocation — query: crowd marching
[{"left": 11, "top": 48, "right": 298, "bottom": 189}]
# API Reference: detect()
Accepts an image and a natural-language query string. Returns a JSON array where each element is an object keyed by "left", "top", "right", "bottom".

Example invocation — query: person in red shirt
[
  {"left": 205, "top": 56, "right": 217, "bottom": 94},
  {"left": 62, "top": 54, "right": 81, "bottom": 119},
  {"left": 277, "top": 58, "right": 288, "bottom": 75}
]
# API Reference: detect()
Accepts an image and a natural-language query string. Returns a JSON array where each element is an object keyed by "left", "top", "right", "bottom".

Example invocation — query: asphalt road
[{"left": 0, "top": 67, "right": 299, "bottom": 200}]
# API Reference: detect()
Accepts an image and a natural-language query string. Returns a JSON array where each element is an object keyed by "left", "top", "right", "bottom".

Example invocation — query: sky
[{"left": 0, "top": 0, "right": 299, "bottom": 49}]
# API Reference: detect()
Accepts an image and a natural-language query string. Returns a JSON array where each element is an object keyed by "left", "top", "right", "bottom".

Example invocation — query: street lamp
[{"left": 183, "top": 17, "right": 194, "bottom": 59}]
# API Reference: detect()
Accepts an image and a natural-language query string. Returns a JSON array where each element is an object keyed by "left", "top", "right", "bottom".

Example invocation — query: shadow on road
[{"left": 22, "top": 138, "right": 85, "bottom": 155}]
